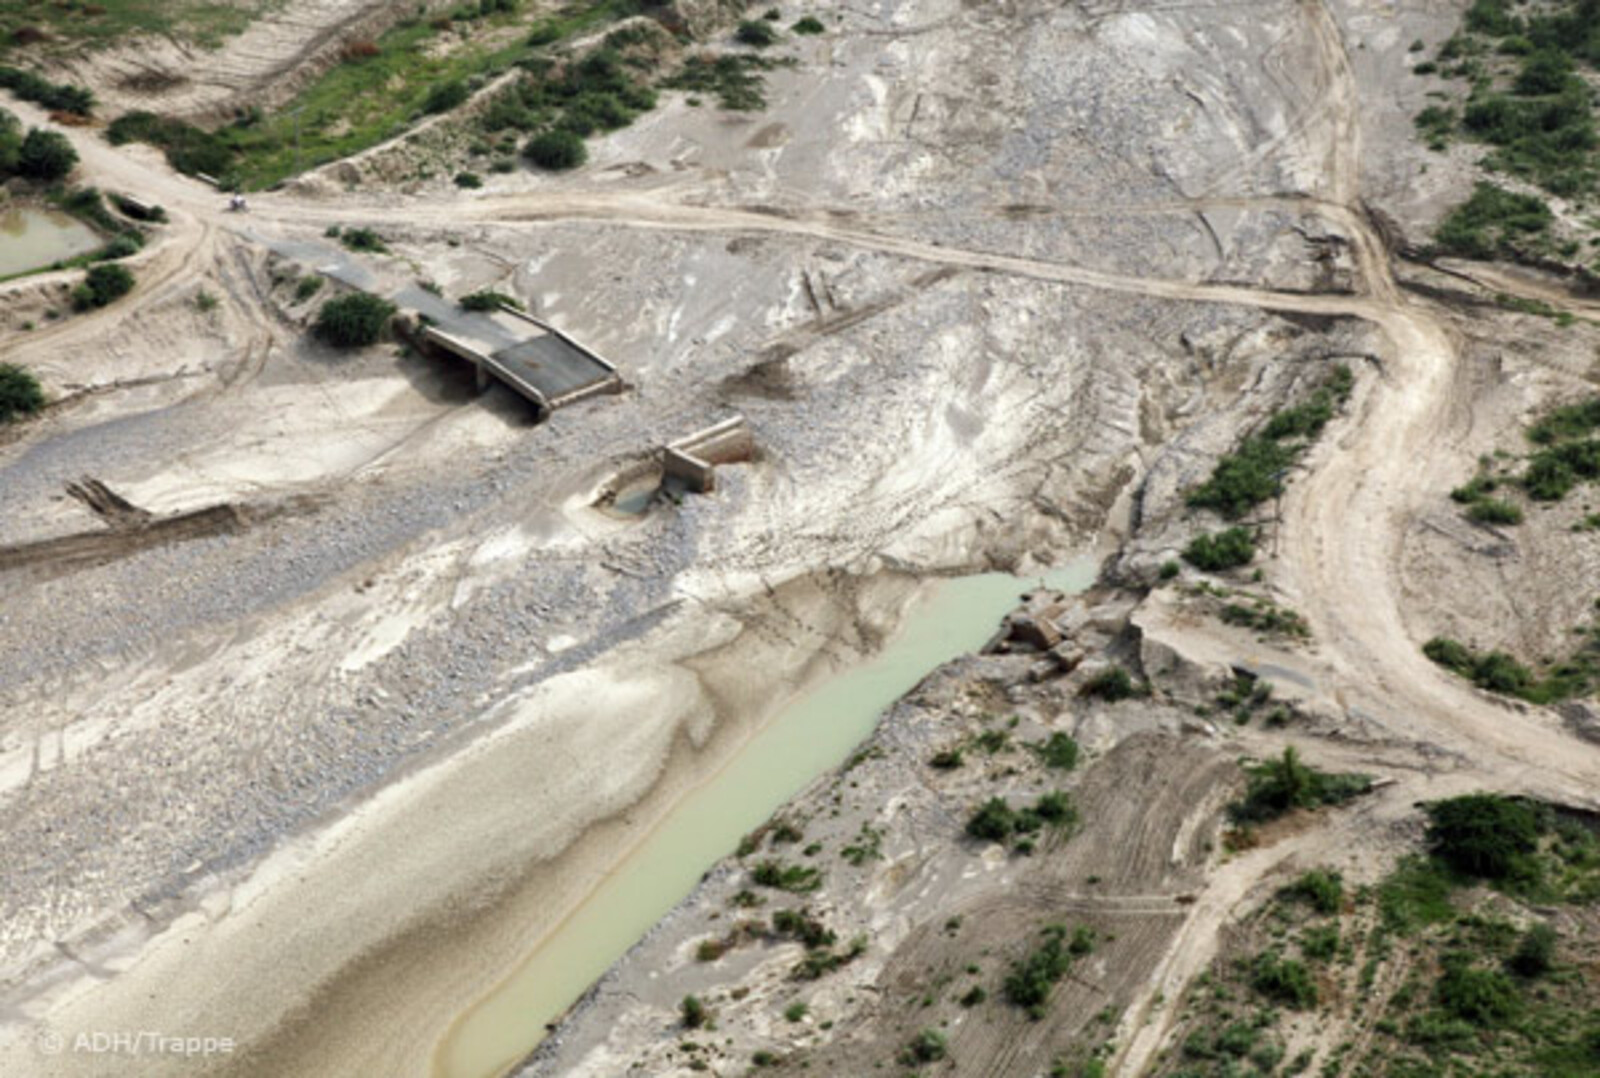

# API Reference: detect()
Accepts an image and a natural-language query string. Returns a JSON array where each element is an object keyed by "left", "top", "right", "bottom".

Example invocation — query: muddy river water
[{"left": 436, "top": 558, "right": 1099, "bottom": 1078}]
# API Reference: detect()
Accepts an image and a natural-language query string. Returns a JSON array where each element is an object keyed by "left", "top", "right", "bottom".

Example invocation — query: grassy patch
[
  {"left": 104, "top": 2, "right": 598, "bottom": 189},
  {"left": 0, "top": 0, "right": 277, "bottom": 54}
]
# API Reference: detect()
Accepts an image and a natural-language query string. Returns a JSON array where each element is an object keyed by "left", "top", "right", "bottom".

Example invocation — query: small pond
[{"left": 0, "top": 205, "right": 102, "bottom": 278}]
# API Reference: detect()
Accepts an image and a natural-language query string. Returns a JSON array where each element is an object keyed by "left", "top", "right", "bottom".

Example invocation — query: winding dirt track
[{"left": 6, "top": 1, "right": 1600, "bottom": 1068}]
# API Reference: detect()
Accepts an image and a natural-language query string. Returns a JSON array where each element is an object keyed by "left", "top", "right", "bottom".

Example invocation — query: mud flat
[{"left": 0, "top": 560, "right": 1088, "bottom": 1078}]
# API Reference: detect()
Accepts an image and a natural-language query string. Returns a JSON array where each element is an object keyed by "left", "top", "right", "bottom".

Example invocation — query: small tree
[
  {"left": 524, "top": 129, "right": 586, "bottom": 170},
  {"left": 315, "top": 293, "right": 396, "bottom": 348},
  {"left": 17, "top": 127, "right": 76, "bottom": 181},
  {"left": 680, "top": 994, "right": 707, "bottom": 1028},
  {"left": 1425, "top": 794, "right": 1540, "bottom": 881},
  {"left": 736, "top": 19, "right": 779, "bottom": 46},
  {"left": 0, "top": 363, "right": 45, "bottom": 422},
  {"left": 72, "top": 263, "right": 134, "bottom": 310}
]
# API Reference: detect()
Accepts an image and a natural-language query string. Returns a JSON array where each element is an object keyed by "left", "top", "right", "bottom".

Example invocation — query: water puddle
[
  {"left": 434, "top": 557, "right": 1098, "bottom": 1078},
  {"left": 0, "top": 205, "right": 101, "bottom": 278}
]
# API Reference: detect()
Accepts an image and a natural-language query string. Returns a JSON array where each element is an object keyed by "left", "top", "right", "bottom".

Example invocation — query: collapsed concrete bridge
[{"left": 415, "top": 304, "right": 623, "bottom": 418}]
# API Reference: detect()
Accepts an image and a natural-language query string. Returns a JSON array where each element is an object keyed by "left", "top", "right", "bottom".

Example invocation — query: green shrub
[
  {"left": 16, "top": 128, "right": 77, "bottom": 181},
  {"left": 1508, "top": 922, "right": 1556, "bottom": 977},
  {"left": 928, "top": 747, "right": 963, "bottom": 769},
  {"left": 1079, "top": 666, "right": 1141, "bottom": 701},
  {"left": 903, "top": 1029, "right": 947, "bottom": 1063},
  {"left": 772, "top": 908, "right": 835, "bottom": 949},
  {"left": 294, "top": 276, "right": 324, "bottom": 302},
  {"left": 1467, "top": 497, "right": 1523, "bottom": 524},
  {"left": 1524, "top": 440, "right": 1600, "bottom": 501},
  {"left": 1232, "top": 747, "right": 1371, "bottom": 823},
  {"left": 792, "top": 15, "right": 825, "bottom": 33},
  {"left": 1514, "top": 49, "right": 1576, "bottom": 97},
  {"left": 71, "top": 263, "right": 134, "bottom": 311},
  {"left": 681, "top": 994, "right": 707, "bottom": 1028},
  {"left": 1034, "top": 791, "right": 1076, "bottom": 827},
  {"left": 1251, "top": 951, "right": 1317, "bottom": 1009},
  {"left": 1284, "top": 868, "right": 1344, "bottom": 914},
  {"left": 1183, "top": 527, "right": 1256, "bottom": 571},
  {"left": 339, "top": 227, "right": 388, "bottom": 253},
  {"left": 1437, "top": 953, "right": 1521, "bottom": 1024},
  {"left": 459, "top": 289, "right": 524, "bottom": 311},
  {"left": 524, "top": 128, "right": 586, "bottom": 170},
  {"left": 453, "top": 171, "right": 482, "bottom": 188},
  {"left": 1032, "top": 732, "right": 1078, "bottom": 770},
  {"left": 314, "top": 293, "right": 396, "bottom": 347},
  {"left": 736, "top": 19, "right": 779, "bottom": 47},
  {"left": 750, "top": 860, "right": 821, "bottom": 892},
  {"left": 0, "top": 363, "right": 45, "bottom": 423},
  {"left": 967, "top": 797, "right": 1022, "bottom": 842},
  {"left": 1003, "top": 925, "right": 1079, "bottom": 1015},
  {"left": 1425, "top": 794, "right": 1540, "bottom": 881},
  {"left": 423, "top": 80, "right": 470, "bottom": 114}
]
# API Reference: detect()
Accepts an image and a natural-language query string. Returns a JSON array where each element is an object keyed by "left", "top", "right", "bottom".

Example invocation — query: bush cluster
[
  {"left": 1002, "top": 925, "right": 1089, "bottom": 1017},
  {"left": 0, "top": 66, "right": 94, "bottom": 114},
  {"left": 1188, "top": 366, "right": 1353, "bottom": 518},
  {"left": 1183, "top": 526, "right": 1256, "bottom": 572},
  {"left": 0, "top": 112, "right": 78, "bottom": 183},
  {"left": 482, "top": 45, "right": 657, "bottom": 165},
  {"left": 664, "top": 53, "right": 773, "bottom": 111},
  {"left": 1423, "top": 634, "right": 1596, "bottom": 704},
  {"left": 1435, "top": 183, "right": 1554, "bottom": 259},
  {"left": 965, "top": 792, "right": 1075, "bottom": 844},
  {"left": 314, "top": 293, "right": 395, "bottom": 347},
  {"left": 1231, "top": 747, "right": 1372, "bottom": 823},
  {"left": 1422, "top": 0, "right": 1600, "bottom": 199}
]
